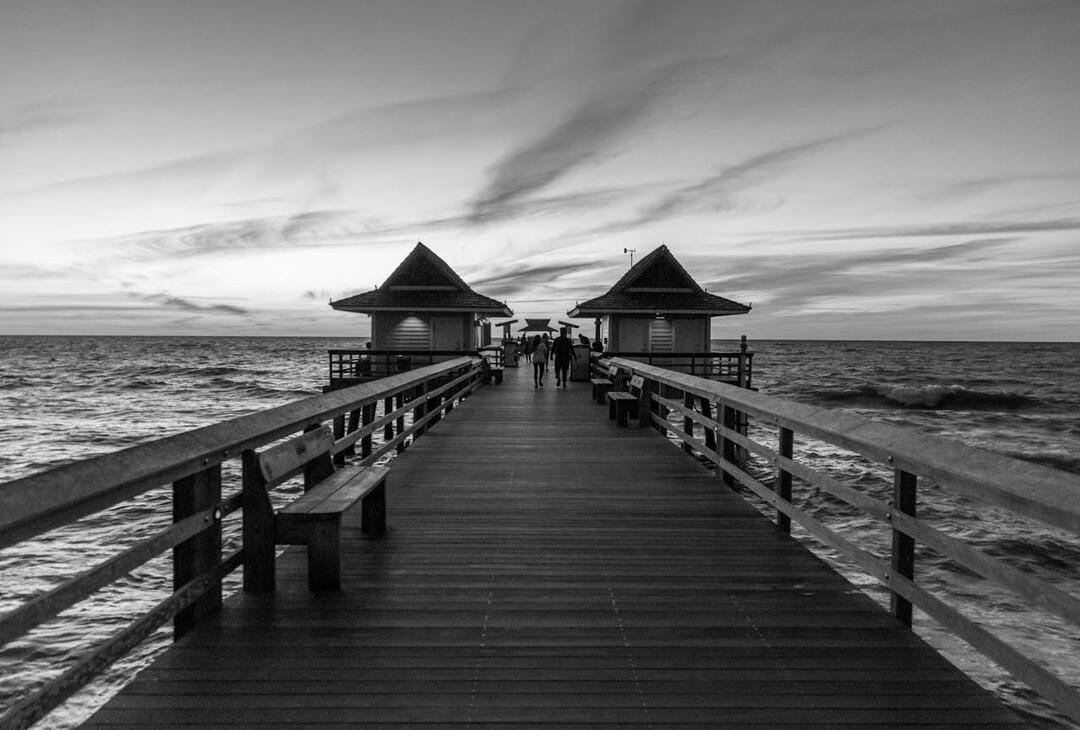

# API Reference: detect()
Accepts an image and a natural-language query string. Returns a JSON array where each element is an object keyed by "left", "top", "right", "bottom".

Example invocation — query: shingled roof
[
  {"left": 330, "top": 243, "right": 512, "bottom": 316},
  {"left": 567, "top": 245, "right": 750, "bottom": 318}
]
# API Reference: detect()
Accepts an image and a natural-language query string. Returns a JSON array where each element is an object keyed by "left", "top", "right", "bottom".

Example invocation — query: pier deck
[{"left": 87, "top": 364, "right": 1021, "bottom": 727}]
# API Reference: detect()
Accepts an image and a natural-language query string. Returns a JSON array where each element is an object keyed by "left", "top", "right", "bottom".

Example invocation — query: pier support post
[
  {"left": 891, "top": 468, "right": 917, "bottom": 627},
  {"left": 777, "top": 428, "right": 793, "bottom": 534},
  {"left": 173, "top": 465, "right": 222, "bottom": 638}
]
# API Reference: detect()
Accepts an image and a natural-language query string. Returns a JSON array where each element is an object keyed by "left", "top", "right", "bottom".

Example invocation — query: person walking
[
  {"left": 551, "top": 327, "right": 574, "bottom": 388},
  {"left": 531, "top": 334, "right": 549, "bottom": 388}
]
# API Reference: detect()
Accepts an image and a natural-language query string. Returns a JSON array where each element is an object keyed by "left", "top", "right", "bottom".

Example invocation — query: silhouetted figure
[
  {"left": 532, "top": 335, "right": 549, "bottom": 388},
  {"left": 552, "top": 327, "right": 573, "bottom": 388}
]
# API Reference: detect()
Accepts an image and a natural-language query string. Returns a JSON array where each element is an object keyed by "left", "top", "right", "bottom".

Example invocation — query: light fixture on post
[{"left": 623, "top": 247, "right": 636, "bottom": 267}]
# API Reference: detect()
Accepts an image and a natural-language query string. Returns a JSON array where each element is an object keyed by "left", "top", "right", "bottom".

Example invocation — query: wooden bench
[
  {"left": 591, "top": 365, "right": 618, "bottom": 404},
  {"left": 245, "top": 426, "right": 388, "bottom": 591},
  {"left": 607, "top": 374, "right": 645, "bottom": 427},
  {"left": 490, "top": 366, "right": 504, "bottom": 385}
]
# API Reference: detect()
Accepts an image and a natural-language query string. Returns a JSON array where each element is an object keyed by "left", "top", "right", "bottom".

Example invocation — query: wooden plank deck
[{"left": 86, "top": 364, "right": 1023, "bottom": 727}]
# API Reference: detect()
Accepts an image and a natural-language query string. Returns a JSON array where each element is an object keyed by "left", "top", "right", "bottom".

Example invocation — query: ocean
[{"left": 1, "top": 336, "right": 1078, "bottom": 727}]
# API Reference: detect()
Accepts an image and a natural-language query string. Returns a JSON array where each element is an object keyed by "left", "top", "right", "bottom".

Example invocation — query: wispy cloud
[
  {"left": 83, "top": 210, "right": 400, "bottom": 261},
  {"left": 580, "top": 129, "right": 884, "bottom": 236},
  {"left": 466, "top": 61, "right": 698, "bottom": 224},
  {"left": 0, "top": 98, "right": 82, "bottom": 146},
  {"left": 133, "top": 292, "right": 249, "bottom": 316},
  {"left": 792, "top": 217, "right": 1080, "bottom": 242},
  {"left": 468, "top": 260, "right": 619, "bottom": 300}
]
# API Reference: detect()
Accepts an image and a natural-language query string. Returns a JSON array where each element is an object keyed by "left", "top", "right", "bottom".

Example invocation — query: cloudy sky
[{"left": 1, "top": 0, "right": 1078, "bottom": 340}]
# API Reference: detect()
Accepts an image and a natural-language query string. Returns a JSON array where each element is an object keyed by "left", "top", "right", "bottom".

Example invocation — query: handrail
[
  {"left": 328, "top": 348, "right": 504, "bottom": 382},
  {"left": 0, "top": 356, "right": 485, "bottom": 729},
  {"left": 0, "top": 357, "right": 476, "bottom": 549},
  {"left": 603, "top": 355, "right": 1080, "bottom": 724},
  {"left": 608, "top": 357, "right": 1079, "bottom": 533}
]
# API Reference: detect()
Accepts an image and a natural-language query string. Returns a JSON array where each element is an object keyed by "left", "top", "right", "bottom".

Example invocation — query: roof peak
[
  {"left": 382, "top": 241, "right": 471, "bottom": 291},
  {"left": 610, "top": 245, "right": 703, "bottom": 294}
]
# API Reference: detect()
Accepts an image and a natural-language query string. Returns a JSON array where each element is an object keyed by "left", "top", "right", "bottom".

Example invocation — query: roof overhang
[{"left": 567, "top": 307, "right": 750, "bottom": 318}]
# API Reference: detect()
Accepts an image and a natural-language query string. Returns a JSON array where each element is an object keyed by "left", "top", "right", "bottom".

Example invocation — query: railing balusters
[{"left": 891, "top": 468, "right": 917, "bottom": 626}]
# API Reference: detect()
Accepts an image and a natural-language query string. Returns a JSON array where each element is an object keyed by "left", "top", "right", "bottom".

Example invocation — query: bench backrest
[
  {"left": 628, "top": 375, "right": 644, "bottom": 393},
  {"left": 608, "top": 365, "right": 619, "bottom": 378},
  {"left": 257, "top": 426, "right": 335, "bottom": 490}
]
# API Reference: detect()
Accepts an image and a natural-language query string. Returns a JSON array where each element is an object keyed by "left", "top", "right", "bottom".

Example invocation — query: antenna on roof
[{"left": 623, "top": 247, "right": 636, "bottom": 268}]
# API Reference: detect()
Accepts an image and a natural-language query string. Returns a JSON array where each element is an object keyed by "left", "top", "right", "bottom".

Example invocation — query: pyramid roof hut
[
  {"left": 567, "top": 245, "right": 749, "bottom": 359},
  {"left": 330, "top": 242, "right": 511, "bottom": 358},
  {"left": 518, "top": 318, "right": 558, "bottom": 333}
]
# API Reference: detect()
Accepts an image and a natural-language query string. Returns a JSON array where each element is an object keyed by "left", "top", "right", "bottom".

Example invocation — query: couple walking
[{"left": 532, "top": 327, "right": 574, "bottom": 389}]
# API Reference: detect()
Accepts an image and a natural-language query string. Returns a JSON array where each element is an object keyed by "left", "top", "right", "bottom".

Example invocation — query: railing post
[
  {"left": 414, "top": 381, "right": 429, "bottom": 438},
  {"left": 384, "top": 396, "right": 394, "bottom": 441},
  {"left": 345, "top": 407, "right": 360, "bottom": 457},
  {"left": 657, "top": 384, "right": 669, "bottom": 434},
  {"left": 682, "top": 392, "right": 694, "bottom": 455},
  {"left": 172, "top": 465, "right": 222, "bottom": 638},
  {"left": 777, "top": 428, "right": 793, "bottom": 534},
  {"left": 396, "top": 393, "right": 406, "bottom": 453},
  {"left": 738, "top": 335, "right": 748, "bottom": 389},
  {"left": 891, "top": 468, "right": 917, "bottom": 627},
  {"left": 719, "top": 403, "right": 736, "bottom": 487},
  {"left": 361, "top": 403, "right": 375, "bottom": 458},
  {"left": 241, "top": 449, "right": 275, "bottom": 592},
  {"left": 701, "top": 399, "right": 716, "bottom": 454},
  {"left": 332, "top": 413, "right": 346, "bottom": 465}
]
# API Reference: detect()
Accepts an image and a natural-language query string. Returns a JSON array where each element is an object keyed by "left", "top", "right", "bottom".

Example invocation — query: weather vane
[{"left": 623, "top": 247, "right": 636, "bottom": 267}]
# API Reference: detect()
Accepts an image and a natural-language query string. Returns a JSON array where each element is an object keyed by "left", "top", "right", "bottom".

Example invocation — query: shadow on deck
[{"left": 86, "top": 365, "right": 1021, "bottom": 727}]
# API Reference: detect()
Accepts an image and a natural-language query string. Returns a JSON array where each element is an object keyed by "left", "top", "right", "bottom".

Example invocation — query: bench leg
[
  {"left": 616, "top": 401, "right": 629, "bottom": 427},
  {"left": 361, "top": 482, "right": 387, "bottom": 537},
  {"left": 307, "top": 521, "right": 341, "bottom": 591},
  {"left": 608, "top": 397, "right": 617, "bottom": 421}
]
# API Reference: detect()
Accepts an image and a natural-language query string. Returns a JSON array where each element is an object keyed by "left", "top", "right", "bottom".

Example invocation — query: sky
[{"left": 1, "top": 0, "right": 1078, "bottom": 341}]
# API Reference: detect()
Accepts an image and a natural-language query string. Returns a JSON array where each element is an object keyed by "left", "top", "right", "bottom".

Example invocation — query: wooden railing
[
  {"left": 601, "top": 356, "right": 1080, "bottom": 724},
  {"left": 604, "top": 338, "right": 752, "bottom": 387},
  {"left": 328, "top": 348, "right": 503, "bottom": 385},
  {"left": 0, "top": 357, "right": 485, "bottom": 730}
]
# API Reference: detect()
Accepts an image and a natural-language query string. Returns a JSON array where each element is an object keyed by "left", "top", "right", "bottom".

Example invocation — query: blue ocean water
[{"left": 1, "top": 336, "right": 1078, "bottom": 727}]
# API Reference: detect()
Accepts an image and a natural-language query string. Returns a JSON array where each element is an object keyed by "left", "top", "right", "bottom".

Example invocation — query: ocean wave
[{"left": 812, "top": 383, "right": 1041, "bottom": 411}]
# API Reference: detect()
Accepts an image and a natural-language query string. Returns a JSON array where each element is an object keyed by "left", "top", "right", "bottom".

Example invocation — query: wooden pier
[{"left": 83, "top": 363, "right": 1022, "bottom": 727}]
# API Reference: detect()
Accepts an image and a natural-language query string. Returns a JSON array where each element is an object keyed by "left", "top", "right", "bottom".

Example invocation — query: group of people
[{"left": 521, "top": 327, "right": 575, "bottom": 389}]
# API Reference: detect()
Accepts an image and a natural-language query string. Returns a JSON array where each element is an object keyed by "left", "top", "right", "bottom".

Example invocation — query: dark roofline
[
  {"left": 566, "top": 244, "right": 750, "bottom": 318},
  {"left": 382, "top": 241, "right": 471, "bottom": 291},
  {"left": 329, "top": 242, "right": 514, "bottom": 317}
]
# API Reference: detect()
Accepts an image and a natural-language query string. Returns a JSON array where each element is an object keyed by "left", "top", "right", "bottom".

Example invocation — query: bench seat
[
  {"left": 275, "top": 464, "right": 388, "bottom": 590},
  {"left": 606, "top": 375, "right": 646, "bottom": 427},
  {"left": 606, "top": 390, "right": 638, "bottom": 426},
  {"left": 590, "top": 377, "right": 613, "bottom": 403}
]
